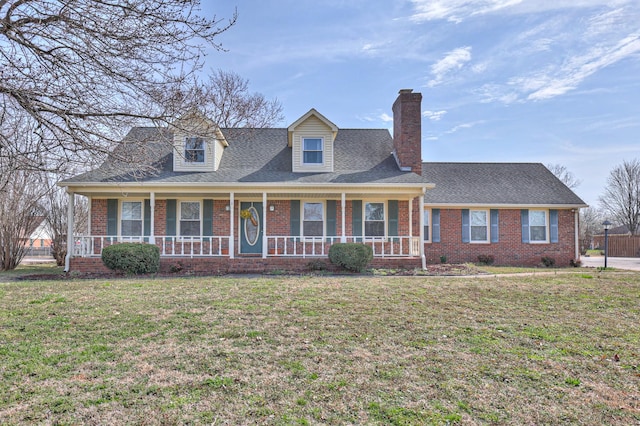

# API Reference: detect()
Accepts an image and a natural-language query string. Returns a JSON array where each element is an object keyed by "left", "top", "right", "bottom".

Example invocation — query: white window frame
[
  {"left": 469, "top": 209, "right": 489, "bottom": 244},
  {"left": 302, "top": 201, "right": 324, "bottom": 238},
  {"left": 179, "top": 200, "right": 202, "bottom": 238},
  {"left": 364, "top": 201, "right": 386, "bottom": 238},
  {"left": 423, "top": 208, "right": 431, "bottom": 243},
  {"left": 302, "top": 137, "right": 324, "bottom": 165},
  {"left": 120, "top": 200, "right": 143, "bottom": 239},
  {"left": 529, "top": 209, "right": 549, "bottom": 243},
  {"left": 184, "top": 137, "right": 205, "bottom": 163}
]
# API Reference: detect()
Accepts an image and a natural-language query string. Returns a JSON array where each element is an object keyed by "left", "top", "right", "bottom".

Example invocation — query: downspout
[
  {"left": 64, "top": 191, "right": 75, "bottom": 272},
  {"left": 419, "top": 191, "right": 426, "bottom": 270},
  {"left": 575, "top": 209, "right": 580, "bottom": 261}
]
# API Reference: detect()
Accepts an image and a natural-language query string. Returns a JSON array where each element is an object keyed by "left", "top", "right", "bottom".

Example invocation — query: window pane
[
  {"left": 530, "top": 226, "right": 546, "bottom": 241},
  {"left": 122, "top": 202, "right": 141, "bottom": 220},
  {"left": 365, "top": 221, "right": 385, "bottom": 236},
  {"left": 122, "top": 220, "right": 142, "bottom": 236},
  {"left": 303, "top": 221, "right": 323, "bottom": 236},
  {"left": 185, "top": 137, "right": 203, "bottom": 150},
  {"left": 471, "top": 226, "right": 487, "bottom": 241},
  {"left": 304, "top": 203, "right": 323, "bottom": 221},
  {"left": 180, "top": 221, "right": 200, "bottom": 236},
  {"left": 303, "top": 138, "right": 322, "bottom": 150},
  {"left": 181, "top": 202, "right": 200, "bottom": 220},
  {"left": 424, "top": 225, "right": 430, "bottom": 241},
  {"left": 529, "top": 211, "right": 546, "bottom": 226},
  {"left": 303, "top": 151, "right": 322, "bottom": 164},
  {"left": 365, "top": 203, "right": 384, "bottom": 221},
  {"left": 470, "top": 210, "right": 487, "bottom": 226}
]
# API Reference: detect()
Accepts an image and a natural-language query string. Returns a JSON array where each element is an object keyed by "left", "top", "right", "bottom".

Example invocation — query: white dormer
[
  {"left": 172, "top": 110, "right": 228, "bottom": 172},
  {"left": 288, "top": 109, "right": 338, "bottom": 173}
]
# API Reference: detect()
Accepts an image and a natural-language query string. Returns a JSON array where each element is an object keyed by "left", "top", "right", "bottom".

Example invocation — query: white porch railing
[
  {"left": 72, "top": 235, "right": 231, "bottom": 258},
  {"left": 72, "top": 235, "right": 421, "bottom": 258},
  {"left": 266, "top": 236, "right": 421, "bottom": 258}
]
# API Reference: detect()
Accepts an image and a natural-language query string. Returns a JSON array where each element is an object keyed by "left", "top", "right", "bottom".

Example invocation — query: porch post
[
  {"left": 341, "top": 192, "right": 346, "bottom": 243},
  {"left": 229, "top": 192, "right": 235, "bottom": 259},
  {"left": 64, "top": 191, "right": 75, "bottom": 272},
  {"left": 262, "top": 192, "right": 267, "bottom": 259},
  {"left": 408, "top": 199, "right": 413, "bottom": 238},
  {"left": 419, "top": 193, "right": 426, "bottom": 270},
  {"left": 149, "top": 192, "right": 155, "bottom": 244}
]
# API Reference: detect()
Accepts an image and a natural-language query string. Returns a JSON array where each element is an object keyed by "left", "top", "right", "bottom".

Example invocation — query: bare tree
[
  {"left": 547, "top": 163, "right": 582, "bottom": 189},
  {"left": 0, "top": 170, "right": 48, "bottom": 270},
  {"left": 1, "top": 0, "right": 237, "bottom": 174},
  {"left": 579, "top": 207, "right": 603, "bottom": 254},
  {"left": 44, "top": 186, "right": 88, "bottom": 266},
  {"left": 199, "top": 69, "right": 284, "bottom": 128},
  {"left": 599, "top": 159, "right": 640, "bottom": 235}
]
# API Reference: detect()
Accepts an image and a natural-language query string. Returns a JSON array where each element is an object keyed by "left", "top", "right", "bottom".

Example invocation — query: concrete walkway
[{"left": 580, "top": 256, "right": 640, "bottom": 271}]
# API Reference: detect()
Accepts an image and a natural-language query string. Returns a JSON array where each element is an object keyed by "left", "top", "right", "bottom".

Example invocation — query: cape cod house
[{"left": 59, "top": 89, "right": 587, "bottom": 273}]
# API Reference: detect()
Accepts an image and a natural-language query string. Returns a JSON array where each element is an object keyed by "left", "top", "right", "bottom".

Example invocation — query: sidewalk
[{"left": 580, "top": 256, "right": 640, "bottom": 271}]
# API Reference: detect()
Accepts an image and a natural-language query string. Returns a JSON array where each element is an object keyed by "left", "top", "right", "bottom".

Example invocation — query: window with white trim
[
  {"left": 121, "top": 201, "right": 143, "bottom": 236},
  {"left": 529, "top": 210, "right": 547, "bottom": 242},
  {"left": 179, "top": 201, "right": 201, "bottom": 236},
  {"left": 302, "top": 138, "right": 323, "bottom": 164},
  {"left": 365, "top": 202, "right": 385, "bottom": 237},
  {"left": 303, "top": 202, "right": 323, "bottom": 237},
  {"left": 185, "top": 137, "right": 205, "bottom": 163},
  {"left": 470, "top": 210, "right": 489, "bottom": 243}
]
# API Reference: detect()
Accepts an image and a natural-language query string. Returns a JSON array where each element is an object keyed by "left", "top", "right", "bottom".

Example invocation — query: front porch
[
  {"left": 72, "top": 235, "right": 422, "bottom": 258},
  {"left": 64, "top": 187, "right": 429, "bottom": 272}
]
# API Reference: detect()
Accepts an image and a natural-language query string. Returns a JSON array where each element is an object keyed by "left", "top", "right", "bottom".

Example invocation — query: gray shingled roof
[
  {"left": 422, "top": 162, "right": 586, "bottom": 206},
  {"left": 63, "top": 127, "right": 428, "bottom": 185}
]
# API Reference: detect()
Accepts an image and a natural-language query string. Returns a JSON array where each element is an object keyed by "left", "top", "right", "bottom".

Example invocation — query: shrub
[
  {"left": 306, "top": 259, "right": 327, "bottom": 271},
  {"left": 101, "top": 243, "right": 160, "bottom": 274},
  {"left": 541, "top": 256, "right": 555, "bottom": 267},
  {"left": 328, "top": 243, "right": 373, "bottom": 272},
  {"left": 570, "top": 258, "right": 582, "bottom": 267},
  {"left": 477, "top": 254, "right": 495, "bottom": 265},
  {"left": 440, "top": 255, "right": 447, "bottom": 264}
]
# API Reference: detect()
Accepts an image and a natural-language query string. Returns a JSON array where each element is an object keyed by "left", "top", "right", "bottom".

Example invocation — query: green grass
[{"left": 1, "top": 273, "right": 639, "bottom": 424}]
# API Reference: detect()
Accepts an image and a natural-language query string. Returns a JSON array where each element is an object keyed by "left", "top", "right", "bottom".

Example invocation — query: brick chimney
[{"left": 392, "top": 89, "right": 422, "bottom": 175}]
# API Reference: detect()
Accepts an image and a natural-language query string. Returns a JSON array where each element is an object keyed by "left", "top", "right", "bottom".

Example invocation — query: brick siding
[{"left": 425, "top": 208, "right": 577, "bottom": 266}]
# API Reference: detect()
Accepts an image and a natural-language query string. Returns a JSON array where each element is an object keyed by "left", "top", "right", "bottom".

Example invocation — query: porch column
[
  {"left": 262, "top": 192, "right": 267, "bottom": 259},
  {"left": 87, "top": 196, "right": 92, "bottom": 235},
  {"left": 229, "top": 192, "right": 235, "bottom": 259},
  {"left": 341, "top": 192, "right": 346, "bottom": 243},
  {"left": 149, "top": 192, "right": 155, "bottom": 244},
  {"left": 408, "top": 199, "right": 413, "bottom": 238},
  {"left": 419, "top": 193, "right": 426, "bottom": 270},
  {"left": 64, "top": 191, "right": 75, "bottom": 272}
]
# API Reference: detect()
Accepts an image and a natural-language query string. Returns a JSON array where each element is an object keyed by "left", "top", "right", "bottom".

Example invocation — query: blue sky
[{"left": 203, "top": 0, "right": 640, "bottom": 207}]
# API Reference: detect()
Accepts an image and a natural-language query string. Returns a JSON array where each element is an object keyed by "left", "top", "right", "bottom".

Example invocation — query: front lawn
[{"left": 1, "top": 272, "right": 638, "bottom": 424}]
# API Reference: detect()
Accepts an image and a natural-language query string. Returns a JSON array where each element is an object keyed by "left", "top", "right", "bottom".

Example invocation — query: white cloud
[
  {"left": 423, "top": 110, "right": 448, "bottom": 121},
  {"left": 445, "top": 120, "right": 485, "bottom": 134},
  {"left": 518, "top": 33, "right": 640, "bottom": 100},
  {"left": 428, "top": 46, "right": 472, "bottom": 87},
  {"left": 380, "top": 113, "right": 393, "bottom": 122},
  {"left": 409, "top": 0, "right": 631, "bottom": 23}
]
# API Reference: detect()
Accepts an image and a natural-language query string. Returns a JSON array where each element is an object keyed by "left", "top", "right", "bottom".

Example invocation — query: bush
[
  {"left": 541, "top": 256, "right": 555, "bottom": 267},
  {"left": 570, "top": 258, "right": 582, "bottom": 267},
  {"left": 477, "top": 254, "right": 495, "bottom": 265},
  {"left": 306, "top": 259, "right": 328, "bottom": 271},
  {"left": 440, "top": 255, "right": 447, "bottom": 264},
  {"left": 102, "top": 243, "right": 160, "bottom": 274},
  {"left": 328, "top": 243, "right": 373, "bottom": 272}
]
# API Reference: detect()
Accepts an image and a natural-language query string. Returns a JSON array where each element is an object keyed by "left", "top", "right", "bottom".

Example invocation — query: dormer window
[
  {"left": 303, "top": 138, "right": 323, "bottom": 164},
  {"left": 185, "top": 137, "right": 205, "bottom": 163}
]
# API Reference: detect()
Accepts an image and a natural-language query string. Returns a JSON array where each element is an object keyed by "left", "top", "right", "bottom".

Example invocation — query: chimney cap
[{"left": 398, "top": 89, "right": 414, "bottom": 94}]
